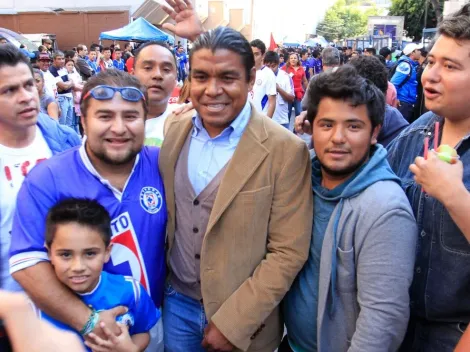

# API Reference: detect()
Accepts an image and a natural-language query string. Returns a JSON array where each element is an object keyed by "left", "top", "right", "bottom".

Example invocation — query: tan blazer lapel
[
  {"left": 159, "top": 111, "right": 194, "bottom": 250},
  {"left": 206, "top": 107, "right": 269, "bottom": 234}
]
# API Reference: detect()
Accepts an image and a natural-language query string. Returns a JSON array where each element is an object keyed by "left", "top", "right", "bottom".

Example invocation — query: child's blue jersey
[
  {"left": 9, "top": 145, "right": 167, "bottom": 306},
  {"left": 40, "top": 272, "right": 158, "bottom": 350}
]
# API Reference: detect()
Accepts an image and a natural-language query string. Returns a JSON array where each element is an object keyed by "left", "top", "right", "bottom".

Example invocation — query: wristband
[{"left": 80, "top": 309, "right": 99, "bottom": 336}]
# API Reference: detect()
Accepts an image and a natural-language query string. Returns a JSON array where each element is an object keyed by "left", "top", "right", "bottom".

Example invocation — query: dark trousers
[
  {"left": 398, "top": 101, "right": 415, "bottom": 122},
  {"left": 278, "top": 336, "right": 294, "bottom": 352},
  {"left": 0, "top": 326, "right": 12, "bottom": 352}
]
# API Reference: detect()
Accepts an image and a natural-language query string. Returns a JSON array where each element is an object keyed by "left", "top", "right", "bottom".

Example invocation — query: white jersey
[
  {"left": 272, "top": 69, "right": 294, "bottom": 125},
  {"left": 144, "top": 104, "right": 181, "bottom": 147},
  {"left": 43, "top": 69, "right": 58, "bottom": 99},
  {"left": 0, "top": 127, "right": 52, "bottom": 291},
  {"left": 249, "top": 66, "right": 277, "bottom": 114}
]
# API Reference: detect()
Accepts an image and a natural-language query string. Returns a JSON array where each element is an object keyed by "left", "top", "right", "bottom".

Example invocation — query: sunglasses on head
[{"left": 83, "top": 85, "right": 146, "bottom": 102}]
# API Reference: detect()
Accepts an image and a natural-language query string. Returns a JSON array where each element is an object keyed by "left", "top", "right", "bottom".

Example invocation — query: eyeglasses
[{"left": 83, "top": 85, "right": 146, "bottom": 102}]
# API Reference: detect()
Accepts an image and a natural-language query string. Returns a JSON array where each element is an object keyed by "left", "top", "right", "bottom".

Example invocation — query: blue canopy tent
[{"left": 99, "top": 17, "right": 174, "bottom": 43}]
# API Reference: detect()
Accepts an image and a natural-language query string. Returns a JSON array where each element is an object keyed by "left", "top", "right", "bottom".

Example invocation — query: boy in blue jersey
[
  {"left": 113, "top": 49, "right": 126, "bottom": 72},
  {"left": 10, "top": 69, "right": 167, "bottom": 351},
  {"left": 43, "top": 198, "right": 158, "bottom": 351}
]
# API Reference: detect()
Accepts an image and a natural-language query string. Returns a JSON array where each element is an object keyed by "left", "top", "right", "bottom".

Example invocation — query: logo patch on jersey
[
  {"left": 256, "top": 79, "right": 262, "bottom": 86},
  {"left": 139, "top": 187, "right": 163, "bottom": 214},
  {"left": 110, "top": 212, "right": 150, "bottom": 294},
  {"left": 116, "top": 312, "right": 135, "bottom": 328}
]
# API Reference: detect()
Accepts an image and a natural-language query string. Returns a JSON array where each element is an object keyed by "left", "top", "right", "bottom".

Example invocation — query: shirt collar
[
  {"left": 79, "top": 136, "right": 140, "bottom": 201},
  {"left": 192, "top": 100, "right": 251, "bottom": 140}
]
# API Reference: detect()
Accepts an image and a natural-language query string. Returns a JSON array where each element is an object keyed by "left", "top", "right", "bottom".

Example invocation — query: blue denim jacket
[{"left": 387, "top": 112, "right": 470, "bottom": 323}]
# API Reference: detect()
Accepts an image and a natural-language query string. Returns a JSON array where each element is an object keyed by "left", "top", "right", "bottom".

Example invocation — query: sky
[{"left": 251, "top": 0, "right": 336, "bottom": 44}]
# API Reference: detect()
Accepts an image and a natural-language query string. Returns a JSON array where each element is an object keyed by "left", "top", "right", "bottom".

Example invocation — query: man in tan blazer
[{"left": 159, "top": 26, "right": 313, "bottom": 352}]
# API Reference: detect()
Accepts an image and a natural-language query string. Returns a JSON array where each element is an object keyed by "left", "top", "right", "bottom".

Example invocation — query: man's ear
[
  {"left": 371, "top": 124, "right": 381, "bottom": 145},
  {"left": 248, "top": 67, "right": 256, "bottom": 91}
]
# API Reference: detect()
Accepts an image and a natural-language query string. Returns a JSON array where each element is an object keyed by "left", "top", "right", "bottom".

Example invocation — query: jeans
[
  {"left": 58, "top": 95, "right": 73, "bottom": 128},
  {"left": 399, "top": 316, "right": 466, "bottom": 352},
  {"left": 281, "top": 123, "right": 290, "bottom": 129},
  {"left": 163, "top": 284, "right": 207, "bottom": 352},
  {"left": 288, "top": 98, "right": 302, "bottom": 122},
  {"left": 72, "top": 108, "right": 80, "bottom": 134}
]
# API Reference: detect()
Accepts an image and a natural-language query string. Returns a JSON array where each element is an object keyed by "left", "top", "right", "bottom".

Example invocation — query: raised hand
[{"left": 161, "top": 0, "right": 204, "bottom": 42}]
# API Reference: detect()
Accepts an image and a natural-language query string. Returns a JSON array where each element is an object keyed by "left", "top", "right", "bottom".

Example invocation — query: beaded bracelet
[{"left": 80, "top": 309, "right": 100, "bottom": 336}]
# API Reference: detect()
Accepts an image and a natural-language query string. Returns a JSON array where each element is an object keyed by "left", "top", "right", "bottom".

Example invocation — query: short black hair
[
  {"left": 264, "top": 51, "right": 280, "bottom": 65},
  {"left": 306, "top": 65, "right": 385, "bottom": 130},
  {"left": 64, "top": 50, "right": 75, "bottom": 59},
  {"left": 379, "top": 47, "right": 391, "bottom": 58},
  {"left": 134, "top": 41, "right": 176, "bottom": 68},
  {"left": 0, "top": 44, "right": 33, "bottom": 75},
  {"left": 103, "top": 47, "right": 111, "bottom": 52},
  {"left": 365, "top": 47, "right": 377, "bottom": 55},
  {"left": 348, "top": 55, "right": 389, "bottom": 95},
  {"left": 300, "top": 49, "right": 308, "bottom": 57},
  {"left": 191, "top": 27, "right": 255, "bottom": 83},
  {"left": 80, "top": 70, "right": 148, "bottom": 117},
  {"left": 250, "top": 39, "right": 266, "bottom": 55},
  {"left": 46, "top": 198, "right": 112, "bottom": 248},
  {"left": 312, "top": 49, "right": 321, "bottom": 58},
  {"left": 90, "top": 43, "right": 99, "bottom": 51},
  {"left": 114, "top": 48, "right": 122, "bottom": 52}
]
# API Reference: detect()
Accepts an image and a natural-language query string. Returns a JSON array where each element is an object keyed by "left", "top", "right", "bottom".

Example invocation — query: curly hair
[{"left": 306, "top": 65, "right": 385, "bottom": 129}]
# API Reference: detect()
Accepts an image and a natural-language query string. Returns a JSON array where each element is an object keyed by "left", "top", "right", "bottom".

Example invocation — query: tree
[
  {"left": 388, "top": 0, "right": 444, "bottom": 41},
  {"left": 316, "top": 0, "right": 379, "bottom": 41}
]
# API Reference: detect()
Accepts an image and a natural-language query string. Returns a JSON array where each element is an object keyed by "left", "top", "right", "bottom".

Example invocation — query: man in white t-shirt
[
  {"left": 132, "top": 42, "right": 180, "bottom": 147},
  {"left": 249, "top": 39, "right": 277, "bottom": 117},
  {"left": 37, "top": 52, "right": 58, "bottom": 100},
  {"left": 264, "top": 51, "right": 295, "bottom": 129},
  {"left": 0, "top": 44, "right": 81, "bottom": 292}
]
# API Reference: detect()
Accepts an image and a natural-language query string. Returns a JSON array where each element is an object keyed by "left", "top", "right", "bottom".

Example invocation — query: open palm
[{"left": 162, "top": 0, "right": 204, "bottom": 42}]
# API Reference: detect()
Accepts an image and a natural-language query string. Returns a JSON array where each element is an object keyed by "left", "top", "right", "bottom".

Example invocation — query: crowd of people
[{"left": 1, "top": 0, "right": 470, "bottom": 351}]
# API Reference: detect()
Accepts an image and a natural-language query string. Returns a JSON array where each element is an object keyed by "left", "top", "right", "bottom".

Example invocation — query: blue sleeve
[
  {"left": 391, "top": 62, "right": 411, "bottom": 88},
  {"left": 9, "top": 165, "right": 58, "bottom": 272},
  {"left": 129, "top": 283, "right": 159, "bottom": 335},
  {"left": 49, "top": 67, "right": 59, "bottom": 78}
]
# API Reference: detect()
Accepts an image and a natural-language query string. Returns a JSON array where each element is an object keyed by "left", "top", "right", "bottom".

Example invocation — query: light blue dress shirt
[{"left": 188, "top": 101, "right": 252, "bottom": 196}]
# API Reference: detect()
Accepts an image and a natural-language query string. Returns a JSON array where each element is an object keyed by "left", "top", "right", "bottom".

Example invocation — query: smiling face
[
  {"left": 289, "top": 53, "right": 299, "bottom": 66},
  {"left": 312, "top": 97, "right": 380, "bottom": 189},
  {"left": 133, "top": 44, "right": 177, "bottom": 107},
  {"left": 421, "top": 35, "right": 470, "bottom": 121},
  {"left": 0, "top": 63, "right": 39, "bottom": 133},
  {"left": 81, "top": 91, "right": 145, "bottom": 167},
  {"left": 48, "top": 222, "right": 111, "bottom": 294},
  {"left": 189, "top": 48, "right": 255, "bottom": 137}
]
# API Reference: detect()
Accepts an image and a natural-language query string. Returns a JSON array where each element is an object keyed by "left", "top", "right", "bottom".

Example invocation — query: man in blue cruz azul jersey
[{"left": 9, "top": 69, "right": 167, "bottom": 351}]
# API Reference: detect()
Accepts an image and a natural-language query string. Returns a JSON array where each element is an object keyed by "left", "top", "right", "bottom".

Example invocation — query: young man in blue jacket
[
  {"left": 388, "top": 4, "right": 470, "bottom": 351},
  {"left": 282, "top": 65, "right": 417, "bottom": 352},
  {"left": 0, "top": 44, "right": 81, "bottom": 293}
]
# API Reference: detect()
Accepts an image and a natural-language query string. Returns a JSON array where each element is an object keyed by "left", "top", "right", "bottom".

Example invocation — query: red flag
[{"left": 269, "top": 33, "right": 277, "bottom": 51}]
